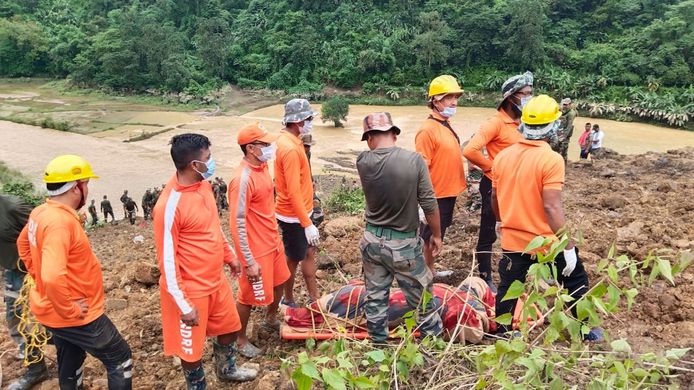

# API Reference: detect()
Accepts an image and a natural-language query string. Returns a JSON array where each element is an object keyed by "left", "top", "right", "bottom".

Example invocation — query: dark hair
[
  {"left": 240, "top": 144, "right": 248, "bottom": 154},
  {"left": 103, "top": 195, "right": 107, "bottom": 199},
  {"left": 585, "top": 122, "right": 591, "bottom": 126},
  {"left": 46, "top": 182, "right": 65, "bottom": 191},
  {"left": 170, "top": 133, "right": 211, "bottom": 170},
  {"left": 365, "top": 129, "right": 396, "bottom": 140},
  {"left": 593, "top": 124, "right": 600, "bottom": 129}
]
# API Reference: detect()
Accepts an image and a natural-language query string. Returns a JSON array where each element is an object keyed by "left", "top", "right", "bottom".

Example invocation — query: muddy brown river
[{"left": 2, "top": 103, "right": 694, "bottom": 213}]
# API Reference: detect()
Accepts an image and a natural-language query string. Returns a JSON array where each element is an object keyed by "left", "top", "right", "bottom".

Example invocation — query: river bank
[{"left": 3, "top": 79, "right": 694, "bottom": 207}]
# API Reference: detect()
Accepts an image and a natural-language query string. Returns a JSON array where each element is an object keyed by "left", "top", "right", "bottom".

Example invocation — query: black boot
[
  {"left": 183, "top": 365, "right": 206, "bottom": 390},
  {"left": 212, "top": 341, "right": 258, "bottom": 382},
  {"left": 8, "top": 360, "right": 49, "bottom": 390}
]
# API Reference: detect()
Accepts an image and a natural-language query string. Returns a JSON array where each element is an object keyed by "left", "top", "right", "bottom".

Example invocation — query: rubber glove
[
  {"left": 562, "top": 247, "right": 577, "bottom": 277},
  {"left": 304, "top": 224, "right": 320, "bottom": 247}
]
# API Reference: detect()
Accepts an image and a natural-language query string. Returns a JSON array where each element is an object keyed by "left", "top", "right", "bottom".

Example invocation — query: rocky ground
[{"left": 1, "top": 148, "right": 693, "bottom": 389}]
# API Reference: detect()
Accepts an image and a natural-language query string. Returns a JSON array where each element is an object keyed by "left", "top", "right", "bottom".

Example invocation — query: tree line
[{"left": 0, "top": 0, "right": 692, "bottom": 122}]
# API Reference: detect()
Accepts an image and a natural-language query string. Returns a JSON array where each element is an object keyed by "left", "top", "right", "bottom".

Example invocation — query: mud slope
[{"left": 0, "top": 148, "right": 692, "bottom": 389}]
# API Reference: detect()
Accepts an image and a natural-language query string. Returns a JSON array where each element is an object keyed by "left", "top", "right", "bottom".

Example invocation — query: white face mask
[
  {"left": 258, "top": 143, "right": 276, "bottom": 162},
  {"left": 520, "top": 96, "right": 532, "bottom": 108},
  {"left": 300, "top": 120, "right": 313, "bottom": 135},
  {"left": 441, "top": 106, "right": 457, "bottom": 118}
]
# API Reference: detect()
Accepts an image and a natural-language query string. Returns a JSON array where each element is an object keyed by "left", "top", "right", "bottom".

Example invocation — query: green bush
[
  {"left": 324, "top": 180, "right": 364, "bottom": 214},
  {"left": 0, "top": 162, "right": 44, "bottom": 207},
  {"left": 321, "top": 97, "right": 349, "bottom": 128}
]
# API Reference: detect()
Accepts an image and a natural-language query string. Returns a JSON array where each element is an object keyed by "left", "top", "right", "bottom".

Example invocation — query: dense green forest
[{"left": 1, "top": 0, "right": 692, "bottom": 125}]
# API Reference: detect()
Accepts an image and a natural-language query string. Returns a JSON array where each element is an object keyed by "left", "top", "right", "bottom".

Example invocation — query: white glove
[
  {"left": 418, "top": 207, "right": 428, "bottom": 225},
  {"left": 304, "top": 224, "right": 320, "bottom": 247},
  {"left": 495, "top": 221, "right": 502, "bottom": 240},
  {"left": 562, "top": 247, "right": 577, "bottom": 277}
]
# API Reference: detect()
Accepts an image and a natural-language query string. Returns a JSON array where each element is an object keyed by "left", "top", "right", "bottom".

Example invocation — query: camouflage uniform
[
  {"left": 552, "top": 100, "right": 577, "bottom": 162},
  {"left": 142, "top": 190, "right": 153, "bottom": 220},
  {"left": 356, "top": 113, "right": 443, "bottom": 343},
  {"left": 359, "top": 231, "right": 441, "bottom": 341}
]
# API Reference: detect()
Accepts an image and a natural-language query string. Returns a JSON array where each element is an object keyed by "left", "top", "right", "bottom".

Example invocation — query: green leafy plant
[
  {"left": 324, "top": 179, "right": 364, "bottom": 215},
  {"left": 321, "top": 97, "right": 350, "bottom": 128},
  {"left": 282, "top": 235, "right": 692, "bottom": 389}
]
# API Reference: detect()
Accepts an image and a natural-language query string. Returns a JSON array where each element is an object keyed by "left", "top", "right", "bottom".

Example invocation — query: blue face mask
[
  {"left": 193, "top": 158, "right": 216, "bottom": 180},
  {"left": 441, "top": 106, "right": 457, "bottom": 118},
  {"left": 520, "top": 96, "right": 532, "bottom": 108}
]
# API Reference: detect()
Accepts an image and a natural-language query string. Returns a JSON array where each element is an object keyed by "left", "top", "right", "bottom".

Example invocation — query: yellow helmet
[
  {"left": 43, "top": 155, "right": 99, "bottom": 183},
  {"left": 521, "top": 95, "right": 561, "bottom": 126},
  {"left": 428, "top": 75, "right": 463, "bottom": 98}
]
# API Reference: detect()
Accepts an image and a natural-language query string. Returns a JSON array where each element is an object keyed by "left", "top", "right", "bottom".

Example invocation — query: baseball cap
[
  {"left": 361, "top": 112, "right": 401, "bottom": 141},
  {"left": 237, "top": 123, "right": 278, "bottom": 145}
]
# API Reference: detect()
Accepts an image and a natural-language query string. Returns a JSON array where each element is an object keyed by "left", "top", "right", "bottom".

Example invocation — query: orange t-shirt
[
  {"left": 228, "top": 159, "right": 282, "bottom": 266},
  {"left": 463, "top": 109, "right": 522, "bottom": 177},
  {"left": 274, "top": 131, "right": 314, "bottom": 227},
  {"left": 491, "top": 140, "right": 565, "bottom": 253},
  {"left": 415, "top": 112, "right": 467, "bottom": 198},
  {"left": 153, "top": 175, "right": 236, "bottom": 315},
  {"left": 17, "top": 200, "right": 105, "bottom": 328}
]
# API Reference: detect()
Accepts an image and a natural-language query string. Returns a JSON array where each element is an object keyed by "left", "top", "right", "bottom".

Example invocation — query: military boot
[
  {"left": 8, "top": 360, "right": 49, "bottom": 390},
  {"left": 182, "top": 365, "right": 207, "bottom": 390},
  {"left": 212, "top": 341, "right": 258, "bottom": 382}
]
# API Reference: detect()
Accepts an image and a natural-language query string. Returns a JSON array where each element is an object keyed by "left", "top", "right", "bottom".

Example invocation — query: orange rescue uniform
[
  {"left": 153, "top": 175, "right": 240, "bottom": 361},
  {"left": 415, "top": 112, "right": 467, "bottom": 198},
  {"left": 17, "top": 200, "right": 105, "bottom": 328},
  {"left": 463, "top": 109, "right": 523, "bottom": 178},
  {"left": 491, "top": 140, "right": 565, "bottom": 253},
  {"left": 228, "top": 160, "right": 290, "bottom": 306},
  {"left": 274, "top": 131, "right": 314, "bottom": 227}
]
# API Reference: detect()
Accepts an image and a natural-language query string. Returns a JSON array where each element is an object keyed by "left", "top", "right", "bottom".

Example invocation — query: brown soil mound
[{"left": 1, "top": 148, "right": 692, "bottom": 389}]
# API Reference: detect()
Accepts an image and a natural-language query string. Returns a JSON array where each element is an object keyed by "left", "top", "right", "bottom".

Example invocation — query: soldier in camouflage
[
  {"left": 551, "top": 98, "right": 578, "bottom": 163},
  {"left": 356, "top": 112, "right": 443, "bottom": 343}
]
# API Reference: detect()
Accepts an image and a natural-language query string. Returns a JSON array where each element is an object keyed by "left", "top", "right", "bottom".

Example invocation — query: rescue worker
[
  {"left": 491, "top": 96, "right": 602, "bottom": 341},
  {"left": 1, "top": 195, "right": 50, "bottom": 390},
  {"left": 212, "top": 179, "right": 222, "bottom": 214},
  {"left": 228, "top": 123, "right": 291, "bottom": 358},
  {"left": 100, "top": 195, "right": 115, "bottom": 223},
  {"left": 142, "top": 189, "right": 153, "bottom": 220},
  {"left": 88, "top": 199, "right": 99, "bottom": 226},
  {"left": 300, "top": 133, "right": 315, "bottom": 164},
  {"left": 463, "top": 71, "right": 533, "bottom": 291},
  {"left": 300, "top": 134, "right": 325, "bottom": 227},
  {"left": 124, "top": 198, "right": 138, "bottom": 225},
  {"left": 119, "top": 190, "right": 129, "bottom": 220},
  {"left": 275, "top": 99, "right": 321, "bottom": 306},
  {"left": 415, "top": 75, "right": 467, "bottom": 272},
  {"left": 356, "top": 112, "right": 443, "bottom": 343},
  {"left": 153, "top": 133, "right": 257, "bottom": 389},
  {"left": 152, "top": 187, "right": 161, "bottom": 206},
  {"left": 552, "top": 97, "right": 578, "bottom": 163},
  {"left": 17, "top": 154, "right": 132, "bottom": 389},
  {"left": 218, "top": 178, "right": 228, "bottom": 211}
]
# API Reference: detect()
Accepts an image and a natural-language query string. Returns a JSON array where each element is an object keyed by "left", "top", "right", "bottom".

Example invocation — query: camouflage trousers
[
  {"left": 359, "top": 230, "right": 442, "bottom": 342},
  {"left": 551, "top": 137, "right": 570, "bottom": 163}
]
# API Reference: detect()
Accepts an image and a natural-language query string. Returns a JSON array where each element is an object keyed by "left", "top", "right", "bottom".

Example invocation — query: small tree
[{"left": 321, "top": 97, "right": 349, "bottom": 128}]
